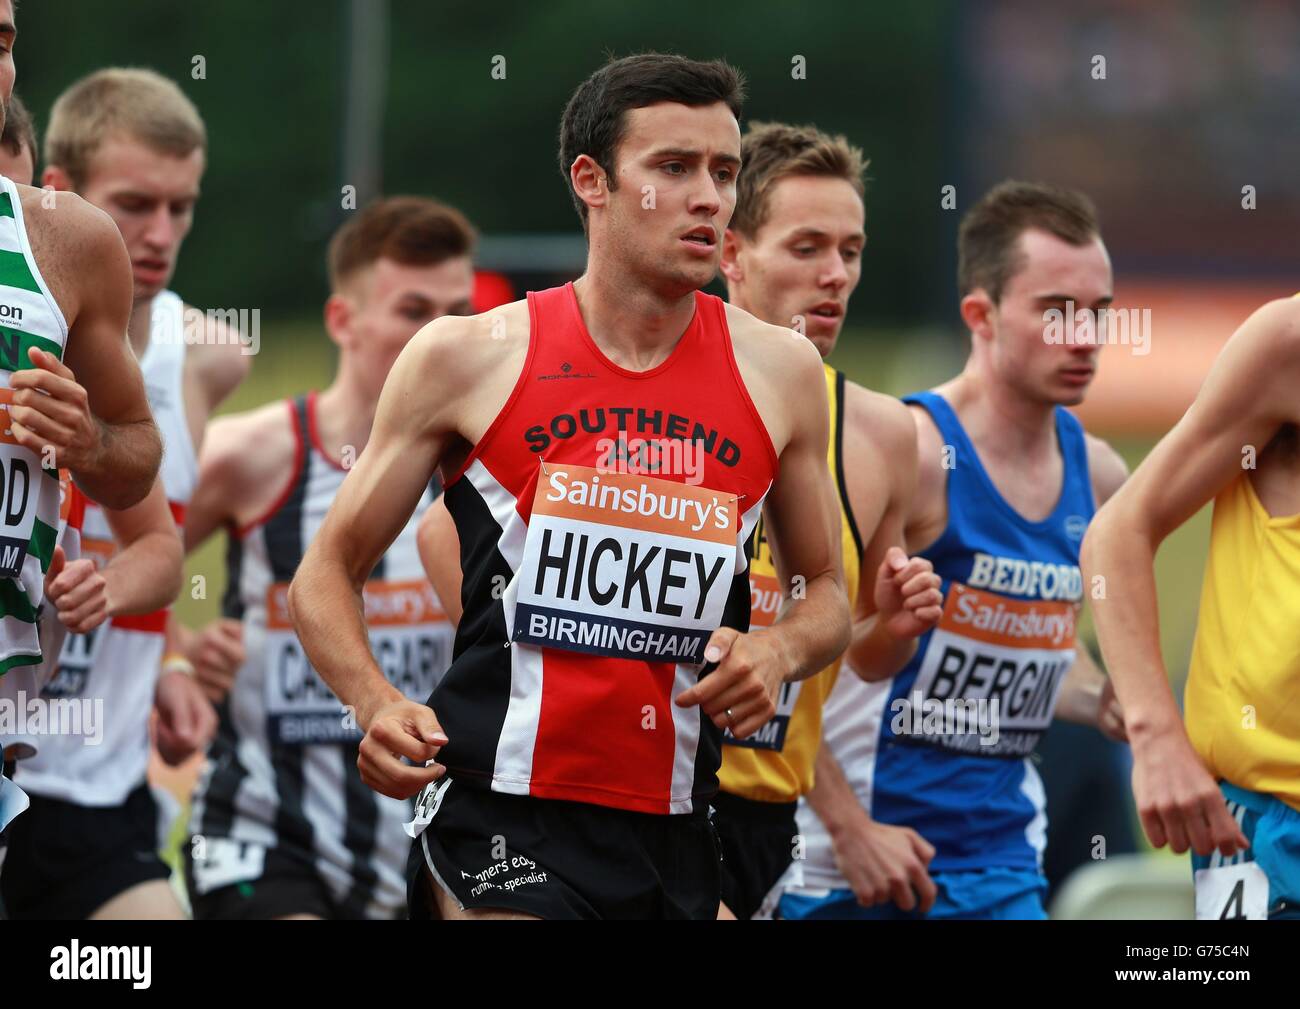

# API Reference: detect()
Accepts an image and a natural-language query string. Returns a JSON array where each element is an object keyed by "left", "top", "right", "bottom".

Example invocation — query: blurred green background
[{"left": 14, "top": 0, "right": 952, "bottom": 327}]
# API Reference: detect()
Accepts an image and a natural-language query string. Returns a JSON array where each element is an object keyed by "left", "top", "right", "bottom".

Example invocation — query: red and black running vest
[{"left": 437, "top": 283, "right": 779, "bottom": 815}]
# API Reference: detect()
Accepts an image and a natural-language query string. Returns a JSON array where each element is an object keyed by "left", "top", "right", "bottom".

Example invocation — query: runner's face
[
  {"left": 604, "top": 101, "right": 740, "bottom": 295},
  {"left": 76, "top": 135, "right": 205, "bottom": 302},
  {"left": 990, "top": 229, "right": 1112, "bottom": 407},
  {"left": 726, "top": 175, "right": 864, "bottom": 357},
  {"left": 344, "top": 255, "right": 474, "bottom": 394}
]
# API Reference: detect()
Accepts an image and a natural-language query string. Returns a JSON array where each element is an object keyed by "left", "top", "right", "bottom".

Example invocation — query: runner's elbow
[
  {"left": 286, "top": 559, "right": 324, "bottom": 632},
  {"left": 1083, "top": 494, "right": 1151, "bottom": 567}
]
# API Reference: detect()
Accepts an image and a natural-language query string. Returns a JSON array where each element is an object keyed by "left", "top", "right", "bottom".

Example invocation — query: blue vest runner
[{"left": 871, "top": 390, "right": 1095, "bottom": 870}]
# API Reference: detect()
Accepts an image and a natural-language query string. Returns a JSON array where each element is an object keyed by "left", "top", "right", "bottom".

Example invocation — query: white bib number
[
  {"left": 512, "top": 463, "right": 738, "bottom": 665},
  {"left": 190, "top": 837, "right": 267, "bottom": 894},
  {"left": 1195, "top": 861, "right": 1269, "bottom": 920},
  {"left": 264, "top": 579, "right": 450, "bottom": 746},
  {"left": 0, "top": 442, "right": 36, "bottom": 578},
  {"left": 908, "top": 582, "right": 1076, "bottom": 756}
]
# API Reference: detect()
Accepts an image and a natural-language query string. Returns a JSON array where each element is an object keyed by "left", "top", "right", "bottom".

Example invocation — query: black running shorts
[
  {"left": 408, "top": 778, "right": 722, "bottom": 920},
  {"left": 0, "top": 782, "right": 172, "bottom": 920},
  {"left": 184, "top": 843, "right": 376, "bottom": 920}
]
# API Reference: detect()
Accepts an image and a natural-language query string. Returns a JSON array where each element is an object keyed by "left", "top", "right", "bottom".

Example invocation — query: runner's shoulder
[
  {"left": 905, "top": 392, "right": 946, "bottom": 461},
  {"left": 182, "top": 302, "right": 252, "bottom": 405},
  {"left": 1189, "top": 298, "right": 1300, "bottom": 427},
  {"left": 198, "top": 401, "right": 298, "bottom": 496},
  {"left": 1083, "top": 432, "right": 1129, "bottom": 506},
  {"left": 401, "top": 299, "right": 530, "bottom": 386},
  {"left": 16, "top": 185, "right": 119, "bottom": 258},
  {"left": 17, "top": 187, "right": 127, "bottom": 312},
  {"left": 1232, "top": 296, "right": 1300, "bottom": 378},
  {"left": 723, "top": 302, "right": 824, "bottom": 383},
  {"left": 843, "top": 380, "right": 915, "bottom": 465}
]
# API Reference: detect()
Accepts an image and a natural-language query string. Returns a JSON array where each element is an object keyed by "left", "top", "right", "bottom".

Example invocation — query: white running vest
[
  {"left": 782, "top": 664, "right": 892, "bottom": 894},
  {"left": 15, "top": 291, "right": 196, "bottom": 804},
  {"left": 0, "top": 176, "right": 70, "bottom": 677},
  {"left": 190, "top": 392, "right": 453, "bottom": 919}
]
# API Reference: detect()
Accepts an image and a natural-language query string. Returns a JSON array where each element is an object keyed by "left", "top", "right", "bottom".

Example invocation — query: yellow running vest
[
  {"left": 718, "top": 364, "right": 862, "bottom": 804},
  {"left": 1185, "top": 473, "right": 1300, "bottom": 811}
]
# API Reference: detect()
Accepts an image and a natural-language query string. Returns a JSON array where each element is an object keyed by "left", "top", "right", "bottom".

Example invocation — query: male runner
[
  {"left": 3, "top": 67, "right": 246, "bottom": 920},
  {"left": 0, "top": 10, "right": 162, "bottom": 674},
  {"left": 182, "top": 196, "right": 469, "bottom": 920},
  {"left": 0, "top": 1, "right": 163, "bottom": 851},
  {"left": 712, "top": 120, "right": 942, "bottom": 919},
  {"left": 781, "top": 181, "right": 1129, "bottom": 920},
  {"left": 289, "top": 53, "right": 851, "bottom": 921},
  {"left": 1083, "top": 296, "right": 1300, "bottom": 919},
  {"left": 0, "top": 91, "right": 183, "bottom": 850}
]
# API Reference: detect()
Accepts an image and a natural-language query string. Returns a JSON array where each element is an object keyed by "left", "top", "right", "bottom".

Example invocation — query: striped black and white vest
[{"left": 190, "top": 391, "right": 452, "bottom": 918}]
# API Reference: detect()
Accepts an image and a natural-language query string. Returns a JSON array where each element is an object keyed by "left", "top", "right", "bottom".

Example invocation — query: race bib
[
  {"left": 404, "top": 775, "right": 452, "bottom": 840},
  {"left": 264, "top": 579, "right": 451, "bottom": 746},
  {"left": 908, "top": 582, "right": 1075, "bottom": 756},
  {"left": 190, "top": 837, "right": 266, "bottom": 895},
  {"left": 0, "top": 388, "right": 38, "bottom": 578},
  {"left": 512, "top": 463, "right": 738, "bottom": 664},
  {"left": 1195, "top": 861, "right": 1269, "bottom": 920}
]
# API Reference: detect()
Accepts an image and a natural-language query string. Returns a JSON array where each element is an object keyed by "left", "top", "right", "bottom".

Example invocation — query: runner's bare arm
[
  {"left": 806, "top": 740, "right": 937, "bottom": 912},
  {"left": 13, "top": 197, "right": 160, "bottom": 509},
  {"left": 44, "top": 478, "right": 182, "bottom": 635},
  {"left": 845, "top": 389, "right": 942, "bottom": 681},
  {"left": 290, "top": 318, "right": 500, "bottom": 799},
  {"left": 182, "top": 406, "right": 296, "bottom": 553},
  {"left": 756, "top": 342, "right": 850, "bottom": 679},
  {"left": 97, "top": 477, "right": 213, "bottom": 763},
  {"left": 98, "top": 478, "right": 184, "bottom": 615},
  {"left": 1053, "top": 437, "right": 1129, "bottom": 735},
  {"left": 417, "top": 496, "right": 463, "bottom": 626},
  {"left": 1083, "top": 298, "right": 1300, "bottom": 855},
  {"left": 678, "top": 330, "right": 849, "bottom": 739},
  {"left": 1053, "top": 646, "right": 1125, "bottom": 741},
  {"left": 289, "top": 322, "right": 468, "bottom": 728}
]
